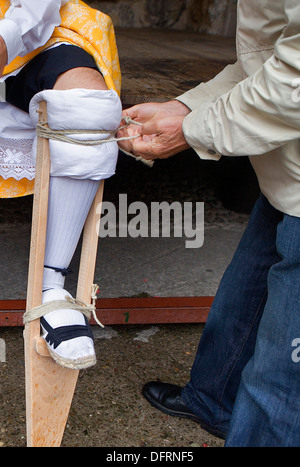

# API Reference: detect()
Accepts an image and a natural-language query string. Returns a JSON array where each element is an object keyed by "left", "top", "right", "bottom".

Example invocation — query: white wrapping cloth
[{"left": 29, "top": 88, "right": 122, "bottom": 180}]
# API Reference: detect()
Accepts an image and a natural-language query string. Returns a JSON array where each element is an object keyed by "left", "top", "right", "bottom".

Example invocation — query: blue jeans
[{"left": 182, "top": 194, "right": 300, "bottom": 447}]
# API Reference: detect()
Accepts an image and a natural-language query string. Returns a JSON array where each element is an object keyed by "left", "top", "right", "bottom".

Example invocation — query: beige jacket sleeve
[
  {"left": 177, "top": 61, "right": 243, "bottom": 112},
  {"left": 177, "top": 0, "right": 300, "bottom": 161}
]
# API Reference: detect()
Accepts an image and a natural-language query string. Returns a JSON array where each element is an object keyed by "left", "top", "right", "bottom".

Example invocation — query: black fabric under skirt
[{"left": 5, "top": 44, "right": 99, "bottom": 113}]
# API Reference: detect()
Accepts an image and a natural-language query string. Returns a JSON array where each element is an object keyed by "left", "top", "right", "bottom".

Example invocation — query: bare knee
[{"left": 54, "top": 67, "right": 108, "bottom": 91}]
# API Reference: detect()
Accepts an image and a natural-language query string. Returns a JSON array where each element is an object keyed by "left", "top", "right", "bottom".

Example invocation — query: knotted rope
[
  {"left": 36, "top": 116, "right": 154, "bottom": 167},
  {"left": 23, "top": 284, "right": 104, "bottom": 328}
]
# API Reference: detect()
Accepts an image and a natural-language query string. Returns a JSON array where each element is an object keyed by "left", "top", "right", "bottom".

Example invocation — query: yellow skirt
[{"left": 0, "top": 0, "right": 121, "bottom": 198}]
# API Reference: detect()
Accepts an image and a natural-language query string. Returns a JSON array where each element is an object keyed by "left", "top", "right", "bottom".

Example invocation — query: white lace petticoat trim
[{"left": 0, "top": 137, "right": 35, "bottom": 181}]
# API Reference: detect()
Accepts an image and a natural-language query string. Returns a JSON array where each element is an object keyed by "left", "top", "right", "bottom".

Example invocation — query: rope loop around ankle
[{"left": 23, "top": 284, "right": 104, "bottom": 328}]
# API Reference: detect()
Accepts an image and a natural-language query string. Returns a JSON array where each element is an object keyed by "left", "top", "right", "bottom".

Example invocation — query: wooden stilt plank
[
  {"left": 76, "top": 180, "right": 104, "bottom": 303},
  {"left": 24, "top": 102, "right": 79, "bottom": 447}
]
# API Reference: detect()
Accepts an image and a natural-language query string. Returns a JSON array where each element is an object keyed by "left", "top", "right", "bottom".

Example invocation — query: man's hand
[
  {"left": 0, "top": 35, "right": 7, "bottom": 78},
  {"left": 118, "top": 100, "right": 191, "bottom": 160}
]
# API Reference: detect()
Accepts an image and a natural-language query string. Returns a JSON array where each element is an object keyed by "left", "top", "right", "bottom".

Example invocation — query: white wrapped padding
[{"left": 29, "top": 88, "right": 122, "bottom": 180}]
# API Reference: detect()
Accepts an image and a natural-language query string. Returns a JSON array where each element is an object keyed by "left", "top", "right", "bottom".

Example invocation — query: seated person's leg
[
  {"left": 6, "top": 45, "right": 121, "bottom": 369},
  {"left": 40, "top": 66, "right": 114, "bottom": 370}
]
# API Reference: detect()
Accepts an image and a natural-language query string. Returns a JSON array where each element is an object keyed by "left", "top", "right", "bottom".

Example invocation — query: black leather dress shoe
[{"left": 142, "top": 381, "right": 227, "bottom": 440}]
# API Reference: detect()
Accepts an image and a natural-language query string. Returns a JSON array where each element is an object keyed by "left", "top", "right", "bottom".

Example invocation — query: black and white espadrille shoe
[{"left": 40, "top": 288, "right": 96, "bottom": 370}]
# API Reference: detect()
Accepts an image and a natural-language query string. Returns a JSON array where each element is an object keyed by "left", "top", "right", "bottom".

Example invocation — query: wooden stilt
[
  {"left": 24, "top": 102, "right": 104, "bottom": 447},
  {"left": 77, "top": 180, "right": 104, "bottom": 303}
]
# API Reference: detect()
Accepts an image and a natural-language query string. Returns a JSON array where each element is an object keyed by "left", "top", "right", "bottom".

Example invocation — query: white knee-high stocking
[
  {"left": 43, "top": 176, "right": 100, "bottom": 290},
  {"left": 40, "top": 176, "right": 100, "bottom": 369}
]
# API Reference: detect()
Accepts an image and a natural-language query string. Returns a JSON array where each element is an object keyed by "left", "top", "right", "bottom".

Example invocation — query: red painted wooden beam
[{"left": 0, "top": 297, "right": 213, "bottom": 326}]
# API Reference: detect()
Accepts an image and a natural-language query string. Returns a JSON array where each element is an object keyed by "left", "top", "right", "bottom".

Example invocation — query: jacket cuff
[
  {"left": 182, "top": 104, "right": 222, "bottom": 161},
  {"left": 176, "top": 83, "right": 214, "bottom": 111},
  {"left": 0, "top": 19, "right": 23, "bottom": 65},
  {"left": 176, "top": 63, "right": 243, "bottom": 113}
]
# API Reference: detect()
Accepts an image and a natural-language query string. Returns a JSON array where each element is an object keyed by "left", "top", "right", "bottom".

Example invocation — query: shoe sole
[
  {"left": 142, "top": 387, "right": 227, "bottom": 440},
  {"left": 48, "top": 347, "right": 97, "bottom": 370}
]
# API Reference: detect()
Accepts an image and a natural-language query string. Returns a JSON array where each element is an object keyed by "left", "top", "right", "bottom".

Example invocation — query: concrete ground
[{"left": 0, "top": 150, "right": 257, "bottom": 447}]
